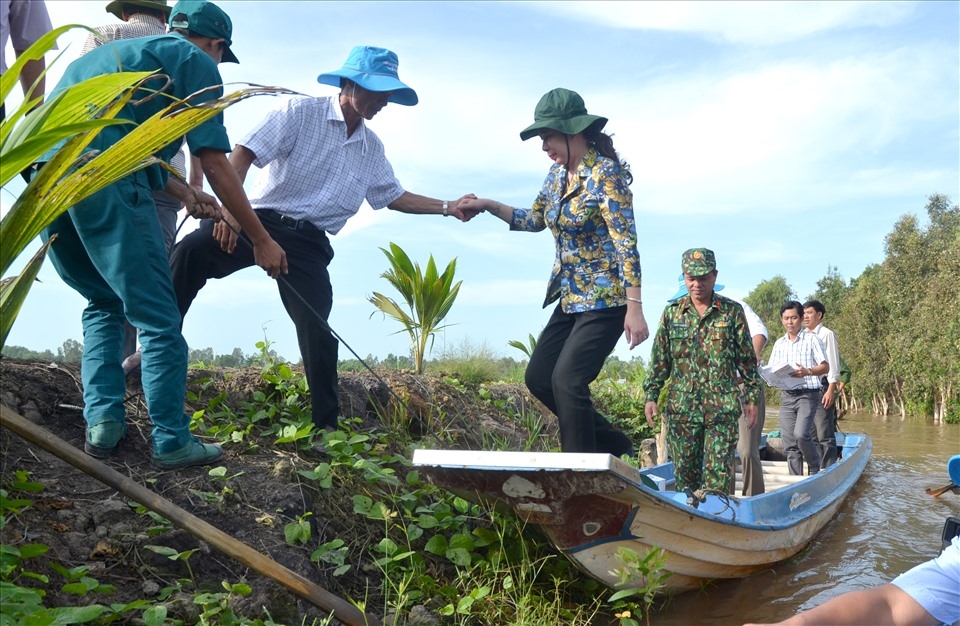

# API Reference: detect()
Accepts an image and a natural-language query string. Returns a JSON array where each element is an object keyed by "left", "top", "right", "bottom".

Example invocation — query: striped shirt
[
  {"left": 241, "top": 96, "right": 405, "bottom": 234},
  {"left": 769, "top": 329, "right": 827, "bottom": 390},
  {"left": 81, "top": 13, "right": 166, "bottom": 53},
  {"left": 80, "top": 14, "right": 186, "bottom": 179}
]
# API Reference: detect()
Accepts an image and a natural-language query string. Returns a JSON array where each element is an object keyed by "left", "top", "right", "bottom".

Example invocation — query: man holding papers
[{"left": 768, "top": 301, "right": 829, "bottom": 476}]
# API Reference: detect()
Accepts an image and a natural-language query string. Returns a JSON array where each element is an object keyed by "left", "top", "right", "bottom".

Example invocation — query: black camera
[{"left": 941, "top": 516, "right": 960, "bottom": 552}]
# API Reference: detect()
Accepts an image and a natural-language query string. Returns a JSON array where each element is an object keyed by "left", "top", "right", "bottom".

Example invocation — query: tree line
[
  {"left": 742, "top": 194, "right": 958, "bottom": 423},
  {"left": 2, "top": 342, "right": 263, "bottom": 369},
  {"left": 4, "top": 196, "right": 955, "bottom": 421}
]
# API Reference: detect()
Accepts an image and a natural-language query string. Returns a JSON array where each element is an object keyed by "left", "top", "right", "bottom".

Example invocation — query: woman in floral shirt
[{"left": 461, "top": 88, "right": 648, "bottom": 456}]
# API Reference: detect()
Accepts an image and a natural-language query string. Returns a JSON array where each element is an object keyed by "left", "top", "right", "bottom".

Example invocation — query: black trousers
[
  {"left": 169, "top": 210, "right": 339, "bottom": 429},
  {"left": 525, "top": 304, "right": 632, "bottom": 456}
]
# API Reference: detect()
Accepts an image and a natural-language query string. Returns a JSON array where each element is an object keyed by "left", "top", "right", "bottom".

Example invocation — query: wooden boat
[{"left": 412, "top": 432, "right": 871, "bottom": 593}]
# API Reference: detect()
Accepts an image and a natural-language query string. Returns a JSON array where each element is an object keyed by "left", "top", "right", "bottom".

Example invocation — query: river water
[{"left": 648, "top": 409, "right": 960, "bottom": 625}]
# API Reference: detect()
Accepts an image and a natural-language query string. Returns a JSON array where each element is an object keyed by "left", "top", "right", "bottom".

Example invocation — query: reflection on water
[{"left": 648, "top": 410, "right": 960, "bottom": 626}]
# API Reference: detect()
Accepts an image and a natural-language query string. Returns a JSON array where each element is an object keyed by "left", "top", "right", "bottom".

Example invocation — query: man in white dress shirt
[
  {"left": 769, "top": 301, "right": 829, "bottom": 476},
  {"left": 802, "top": 299, "right": 841, "bottom": 469}
]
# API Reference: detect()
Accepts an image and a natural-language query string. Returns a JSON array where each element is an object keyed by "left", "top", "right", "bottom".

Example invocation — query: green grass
[{"left": 3, "top": 346, "right": 665, "bottom": 625}]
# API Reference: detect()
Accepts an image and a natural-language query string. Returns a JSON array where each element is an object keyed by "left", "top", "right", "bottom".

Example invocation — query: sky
[{"left": 2, "top": 0, "right": 958, "bottom": 366}]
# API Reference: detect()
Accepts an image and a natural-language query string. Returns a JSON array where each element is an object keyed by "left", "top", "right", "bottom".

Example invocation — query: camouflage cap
[{"left": 681, "top": 248, "right": 716, "bottom": 276}]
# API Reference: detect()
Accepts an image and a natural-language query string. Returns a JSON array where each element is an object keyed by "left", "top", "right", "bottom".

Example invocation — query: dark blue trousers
[
  {"left": 169, "top": 210, "right": 339, "bottom": 429},
  {"left": 779, "top": 389, "right": 821, "bottom": 475},
  {"left": 525, "top": 304, "right": 632, "bottom": 456}
]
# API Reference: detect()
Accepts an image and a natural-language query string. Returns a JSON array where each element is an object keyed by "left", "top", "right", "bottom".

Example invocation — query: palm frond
[
  {"left": 369, "top": 244, "right": 462, "bottom": 373},
  {"left": 0, "top": 28, "right": 298, "bottom": 350}
]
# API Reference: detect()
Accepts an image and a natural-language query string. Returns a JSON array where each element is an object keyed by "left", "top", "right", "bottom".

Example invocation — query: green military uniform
[
  {"left": 838, "top": 356, "right": 851, "bottom": 386},
  {"left": 643, "top": 249, "right": 762, "bottom": 494}
]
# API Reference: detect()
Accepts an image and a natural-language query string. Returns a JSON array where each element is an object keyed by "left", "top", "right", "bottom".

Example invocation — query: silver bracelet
[
  {"left": 626, "top": 296, "right": 642, "bottom": 304},
  {"left": 442, "top": 200, "right": 449, "bottom": 217}
]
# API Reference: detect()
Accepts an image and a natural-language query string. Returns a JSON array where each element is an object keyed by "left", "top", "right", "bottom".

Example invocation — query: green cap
[
  {"left": 168, "top": 0, "right": 238, "bottom": 63},
  {"left": 681, "top": 248, "right": 717, "bottom": 276},
  {"left": 519, "top": 88, "right": 607, "bottom": 141},
  {"left": 106, "top": 0, "right": 171, "bottom": 20}
]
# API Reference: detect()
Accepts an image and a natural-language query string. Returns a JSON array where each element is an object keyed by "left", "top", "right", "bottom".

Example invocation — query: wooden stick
[
  {"left": 926, "top": 482, "right": 958, "bottom": 498},
  {"left": 0, "top": 405, "right": 380, "bottom": 626}
]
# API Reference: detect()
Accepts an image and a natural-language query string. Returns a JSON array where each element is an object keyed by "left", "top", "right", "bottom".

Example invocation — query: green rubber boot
[
  {"left": 84, "top": 421, "right": 126, "bottom": 458},
  {"left": 152, "top": 439, "right": 223, "bottom": 471}
]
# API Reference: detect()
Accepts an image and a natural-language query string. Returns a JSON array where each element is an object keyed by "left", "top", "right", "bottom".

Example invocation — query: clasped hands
[{"left": 446, "top": 194, "right": 483, "bottom": 222}]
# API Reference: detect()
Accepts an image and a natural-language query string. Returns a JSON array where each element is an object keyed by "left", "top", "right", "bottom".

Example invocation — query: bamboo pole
[{"left": 0, "top": 405, "right": 381, "bottom": 626}]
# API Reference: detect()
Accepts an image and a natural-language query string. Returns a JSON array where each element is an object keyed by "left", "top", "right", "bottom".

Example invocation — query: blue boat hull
[{"left": 413, "top": 433, "right": 872, "bottom": 592}]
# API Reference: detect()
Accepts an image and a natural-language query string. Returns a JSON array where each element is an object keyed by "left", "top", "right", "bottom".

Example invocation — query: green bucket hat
[
  {"left": 106, "top": 0, "right": 172, "bottom": 20},
  {"left": 519, "top": 88, "right": 607, "bottom": 141}
]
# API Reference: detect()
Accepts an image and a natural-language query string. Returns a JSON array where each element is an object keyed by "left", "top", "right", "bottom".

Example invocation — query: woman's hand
[{"left": 624, "top": 307, "right": 649, "bottom": 349}]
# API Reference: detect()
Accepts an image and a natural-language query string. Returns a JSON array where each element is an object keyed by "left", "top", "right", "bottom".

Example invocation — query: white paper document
[{"left": 759, "top": 362, "right": 800, "bottom": 388}]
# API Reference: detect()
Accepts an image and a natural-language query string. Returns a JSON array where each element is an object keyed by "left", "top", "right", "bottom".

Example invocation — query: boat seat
[{"left": 734, "top": 465, "right": 808, "bottom": 494}]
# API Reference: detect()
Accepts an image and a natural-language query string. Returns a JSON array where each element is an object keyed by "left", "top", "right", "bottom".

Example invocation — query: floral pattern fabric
[{"left": 509, "top": 148, "right": 641, "bottom": 313}]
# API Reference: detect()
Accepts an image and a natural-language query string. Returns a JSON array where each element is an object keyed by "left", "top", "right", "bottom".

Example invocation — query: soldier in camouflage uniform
[{"left": 643, "top": 248, "right": 762, "bottom": 496}]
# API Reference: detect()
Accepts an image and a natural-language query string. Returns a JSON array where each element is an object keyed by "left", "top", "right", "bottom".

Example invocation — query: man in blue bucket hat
[
  {"left": 171, "top": 46, "right": 476, "bottom": 435},
  {"left": 317, "top": 45, "right": 418, "bottom": 106}
]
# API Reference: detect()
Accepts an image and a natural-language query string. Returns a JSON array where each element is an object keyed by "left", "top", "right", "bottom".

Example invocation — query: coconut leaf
[
  {"left": 2, "top": 79, "right": 296, "bottom": 275},
  {"left": 0, "top": 238, "right": 54, "bottom": 348},
  {"left": 0, "top": 27, "right": 299, "bottom": 350},
  {"left": 1, "top": 72, "right": 154, "bottom": 183},
  {"left": 369, "top": 243, "right": 461, "bottom": 373},
  {"left": 0, "top": 25, "right": 79, "bottom": 110}
]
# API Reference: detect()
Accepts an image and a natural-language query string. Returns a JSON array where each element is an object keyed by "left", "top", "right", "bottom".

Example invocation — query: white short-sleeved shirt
[
  {"left": 891, "top": 535, "right": 960, "bottom": 625},
  {"left": 241, "top": 95, "right": 405, "bottom": 234},
  {"left": 810, "top": 323, "right": 841, "bottom": 384},
  {"left": 729, "top": 297, "right": 768, "bottom": 342}
]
